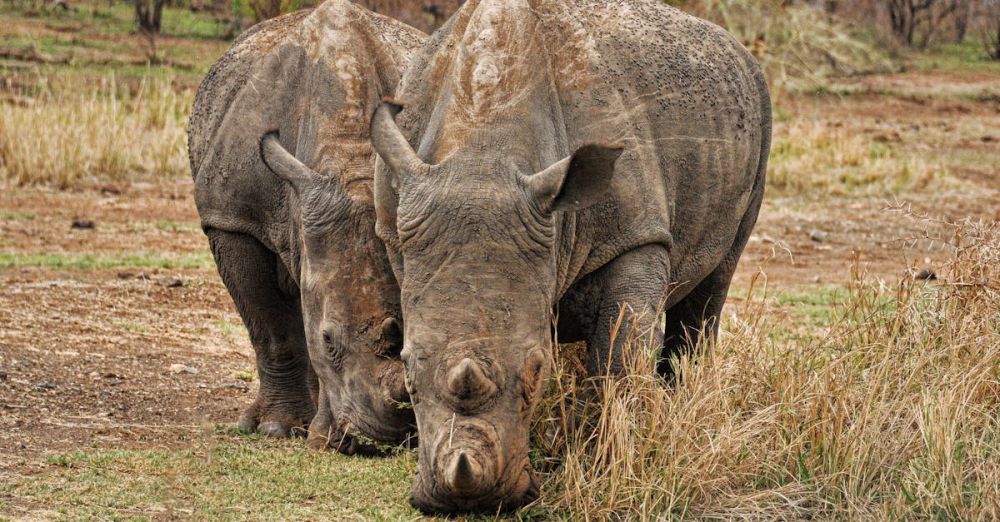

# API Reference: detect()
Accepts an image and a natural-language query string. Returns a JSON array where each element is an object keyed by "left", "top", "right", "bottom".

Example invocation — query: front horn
[{"left": 447, "top": 358, "right": 497, "bottom": 402}]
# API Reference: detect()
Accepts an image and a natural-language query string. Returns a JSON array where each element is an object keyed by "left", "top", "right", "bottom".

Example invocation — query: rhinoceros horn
[
  {"left": 445, "top": 450, "right": 484, "bottom": 494},
  {"left": 370, "top": 101, "right": 430, "bottom": 181},
  {"left": 259, "top": 131, "right": 318, "bottom": 195},
  {"left": 447, "top": 358, "right": 496, "bottom": 401}
]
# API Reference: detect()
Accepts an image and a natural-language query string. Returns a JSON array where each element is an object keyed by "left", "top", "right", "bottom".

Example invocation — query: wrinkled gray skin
[
  {"left": 371, "top": 0, "right": 771, "bottom": 512},
  {"left": 188, "top": 0, "right": 424, "bottom": 453}
]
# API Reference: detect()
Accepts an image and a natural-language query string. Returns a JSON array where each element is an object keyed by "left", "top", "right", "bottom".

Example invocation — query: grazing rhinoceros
[
  {"left": 370, "top": 0, "right": 771, "bottom": 512},
  {"left": 188, "top": 0, "right": 424, "bottom": 453}
]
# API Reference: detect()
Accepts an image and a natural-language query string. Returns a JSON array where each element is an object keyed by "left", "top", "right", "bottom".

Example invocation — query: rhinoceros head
[
  {"left": 371, "top": 103, "right": 622, "bottom": 511},
  {"left": 260, "top": 132, "right": 414, "bottom": 453}
]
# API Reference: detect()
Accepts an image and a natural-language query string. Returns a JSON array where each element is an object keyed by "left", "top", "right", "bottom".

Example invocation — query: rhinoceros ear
[
  {"left": 260, "top": 131, "right": 317, "bottom": 195},
  {"left": 370, "top": 101, "right": 429, "bottom": 182},
  {"left": 526, "top": 143, "right": 624, "bottom": 213}
]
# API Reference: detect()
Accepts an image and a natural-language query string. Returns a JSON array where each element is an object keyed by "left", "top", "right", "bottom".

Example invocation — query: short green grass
[
  {"left": 0, "top": 0, "right": 230, "bottom": 84},
  {"left": 0, "top": 211, "right": 37, "bottom": 221},
  {"left": 0, "top": 251, "right": 215, "bottom": 270},
  {"left": 153, "top": 220, "right": 202, "bottom": 232},
  {"left": 215, "top": 319, "right": 240, "bottom": 339},
  {"left": 8, "top": 434, "right": 423, "bottom": 520}
]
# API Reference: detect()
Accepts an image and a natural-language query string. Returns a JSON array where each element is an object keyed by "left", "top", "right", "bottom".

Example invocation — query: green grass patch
[
  {"left": 773, "top": 286, "right": 849, "bottom": 325},
  {"left": 153, "top": 220, "right": 202, "bottom": 232},
  {"left": 112, "top": 319, "right": 150, "bottom": 334},
  {"left": 215, "top": 319, "right": 240, "bottom": 338},
  {"left": 910, "top": 42, "right": 1000, "bottom": 74},
  {"left": 8, "top": 437, "right": 426, "bottom": 520},
  {"left": 0, "top": 211, "right": 37, "bottom": 221},
  {"left": 0, "top": 2, "right": 231, "bottom": 84},
  {"left": 0, "top": 252, "right": 215, "bottom": 270}
]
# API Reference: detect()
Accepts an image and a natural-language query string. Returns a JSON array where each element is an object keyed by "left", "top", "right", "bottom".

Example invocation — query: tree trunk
[{"left": 135, "top": 0, "right": 167, "bottom": 34}]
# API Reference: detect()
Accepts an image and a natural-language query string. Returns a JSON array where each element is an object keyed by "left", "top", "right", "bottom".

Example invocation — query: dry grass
[
  {"left": 0, "top": 76, "right": 191, "bottom": 188},
  {"left": 533, "top": 218, "right": 999, "bottom": 520},
  {"left": 768, "top": 118, "right": 944, "bottom": 196},
  {"left": 673, "top": 0, "right": 894, "bottom": 93}
]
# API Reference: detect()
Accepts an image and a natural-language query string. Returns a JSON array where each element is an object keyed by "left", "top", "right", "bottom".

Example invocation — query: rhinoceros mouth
[{"left": 333, "top": 412, "right": 416, "bottom": 456}]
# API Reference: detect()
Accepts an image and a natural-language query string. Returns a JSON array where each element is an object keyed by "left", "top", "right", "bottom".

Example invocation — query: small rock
[
  {"left": 36, "top": 382, "right": 57, "bottom": 390},
  {"left": 70, "top": 219, "right": 95, "bottom": 230},
  {"left": 168, "top": 364, "right": 198, "bottom": 375},
  {"left": 915, "top": 269, "right": 937, "bottom": 281},
  {"left": 0, "top": 369, "right": 7, "bottom": 381},
  {"left": 982, "top": 135, "right": 996, "bottom": 143},
  {"left": 809, "top": 229, "right": 828, "bottom": 243},
  {"left": 160, "top": 277, "right": 183, "bottom": 288}
]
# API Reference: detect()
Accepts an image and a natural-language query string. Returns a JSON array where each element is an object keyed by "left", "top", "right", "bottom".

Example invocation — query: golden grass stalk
[
  {"left": 0, "top": 76, "right": 190, "bottom": 188},
  {"left": 534, "top": 218, "right": 999, "bottom": 520}
]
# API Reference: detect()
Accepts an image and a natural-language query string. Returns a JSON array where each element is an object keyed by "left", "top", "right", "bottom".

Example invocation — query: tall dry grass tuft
[
  {"left": 534, "top": 219, "right": 999, "bottom": 520},
  {"left": 0, "top": 76, "right": 190, "bottom": 188}
]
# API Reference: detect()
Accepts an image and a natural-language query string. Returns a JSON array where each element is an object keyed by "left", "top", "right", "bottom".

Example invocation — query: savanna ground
[{"left": 1, "top": 1, "right": 999, "bottom": 520}]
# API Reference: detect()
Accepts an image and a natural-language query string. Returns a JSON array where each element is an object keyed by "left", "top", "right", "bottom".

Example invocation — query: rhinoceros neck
[{"left": 293, "top": 0, "right": 422, "bottom": 200}]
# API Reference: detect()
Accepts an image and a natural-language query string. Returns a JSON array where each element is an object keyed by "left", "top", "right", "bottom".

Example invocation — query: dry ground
[{"left": 1, "top": 45, "right": 999, "bottom": 520}]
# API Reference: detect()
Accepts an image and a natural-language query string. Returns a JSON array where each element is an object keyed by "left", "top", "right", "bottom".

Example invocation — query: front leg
[
  {"left": 207, "top": 229, "right": 318, "bottom": 437},
  {"left": 561, "top": 244, "right": 671, "bottom": 376}
]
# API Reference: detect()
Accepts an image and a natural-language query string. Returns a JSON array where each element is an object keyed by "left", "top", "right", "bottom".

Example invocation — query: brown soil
[{"left": 1, "top": 69, "right": 998, "bottom": 466}]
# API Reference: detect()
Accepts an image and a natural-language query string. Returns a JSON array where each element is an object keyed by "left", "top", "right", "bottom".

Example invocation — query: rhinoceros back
[
  {"left": 189, "top": 2, "right": 425, "bottom": 257},
  {"left": 533, "top": 0, "right": 771, "bottom": 293},
  {"left": 388, "top": 0, "right": 769, "bottom": 298}
]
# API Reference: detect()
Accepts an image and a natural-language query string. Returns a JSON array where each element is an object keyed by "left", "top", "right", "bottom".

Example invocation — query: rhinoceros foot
[{"left": 237, "top": 395, "right": 315, "bottom": 438}]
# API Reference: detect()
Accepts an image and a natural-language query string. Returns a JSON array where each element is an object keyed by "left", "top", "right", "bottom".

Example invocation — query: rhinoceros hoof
[{"left": 236, "top": 399, "right": 313, "bottom": 438}]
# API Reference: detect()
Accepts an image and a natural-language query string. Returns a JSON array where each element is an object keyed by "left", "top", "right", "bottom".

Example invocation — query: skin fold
[
  {"left": 371, "top": 0, "right": 771, "bottom": 512},
  {"left": 188, "top": 0, "right": 424, "bottom": 453}
]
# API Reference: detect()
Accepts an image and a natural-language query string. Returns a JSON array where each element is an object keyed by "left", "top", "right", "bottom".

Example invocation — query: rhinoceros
[
  {"left": 188, "top": 0, "right": 424, "bottom": 453},
  {"left": 370, "top": 0, "right": 771, "bottom": 511}
]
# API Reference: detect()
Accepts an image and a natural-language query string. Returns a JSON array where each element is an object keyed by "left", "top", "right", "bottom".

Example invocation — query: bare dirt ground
[{"left": 1, "top": 69, "right": 998, "bottom": 503}]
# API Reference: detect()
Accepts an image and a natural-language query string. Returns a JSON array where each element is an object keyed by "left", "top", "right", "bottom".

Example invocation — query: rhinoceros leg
[
  {"left": 562, "top": 244, "right": 671, "bottom": 376},
  {"left": 658, "top": 174, "right": 765, "bottom": 380},
  {"left": 206, "top": 229, "right": 317, "bottom": 438},
  {"left": 656, "top": 264, "right": 734, "bottom": 380},
  {"left": 305, "top": 381, "right": 335, "bottom": 450}
]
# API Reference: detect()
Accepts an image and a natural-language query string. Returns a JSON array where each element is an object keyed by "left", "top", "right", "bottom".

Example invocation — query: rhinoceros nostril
[
  {"left": 445, "top": 450, "right": 483, "bottom": 494},
  {"left": 385, "top": 365, "right": 410, "bottom": 404},
  {"left": 446, "top": 358, "right": 497, "bottom": 401}
]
